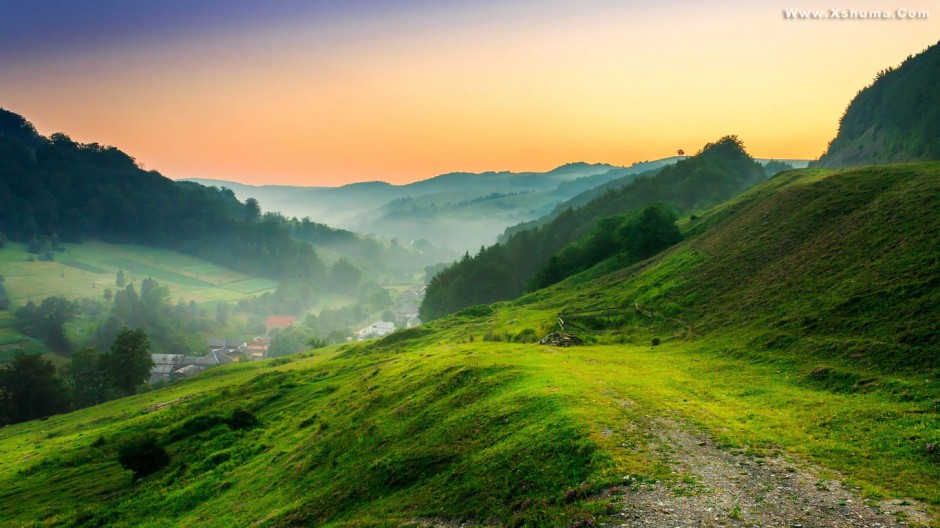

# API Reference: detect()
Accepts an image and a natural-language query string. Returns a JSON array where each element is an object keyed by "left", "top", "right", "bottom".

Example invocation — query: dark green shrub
[
  {"left": 226, "top": 409, "right": 258, "bottom": 430},
  {"left": 118, "top": 434, "right": 169, "bottom": 479}
]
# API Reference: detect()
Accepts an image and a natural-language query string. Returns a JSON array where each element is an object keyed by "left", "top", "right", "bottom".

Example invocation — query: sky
[{"left": 0, "top": 0, "right": 937, "bottom": 186}]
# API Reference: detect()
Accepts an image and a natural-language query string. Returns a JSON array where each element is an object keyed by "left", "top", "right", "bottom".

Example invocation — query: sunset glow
[{"left": 1, "top": 0, "right": 936, "bottom": 185}]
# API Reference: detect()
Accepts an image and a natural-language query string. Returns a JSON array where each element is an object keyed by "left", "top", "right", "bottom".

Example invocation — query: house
[
  {"left": 398, "top": 286, "right": 425, "bottom": 305},
  {"left": 149, "top": 354, "right": 185, "bottom": 384},
  {"left": 183, "top": 349, "right": 235, "bottom": 367},
  {"left": 356, "top": 321, "right": 396, "bottom": 341},
  {"left": 172, "top": 364, "right": 204, "bottom": 379},
  {"left": 149, "top": 348, "right": 235, "bottom": 384},
  {"left": 265, "top": 315, "right": 295, "bottom": 331},
  {"left": 206, "top": 338, "right": 245, "bottom": 356},
  {"left": 394, "top": 286, "right": 425, "bottom": 328},
  {"left": 239, "top": 336, "right": 270, "bottom": 362}
]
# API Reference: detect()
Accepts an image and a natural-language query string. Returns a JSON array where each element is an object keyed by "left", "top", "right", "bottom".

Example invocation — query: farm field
[
  {"left": 0, "top": 241, "right": 281, "bottom": 362},
  {"left": 0, "top": 241, "right": 278, "bottom": 305}
]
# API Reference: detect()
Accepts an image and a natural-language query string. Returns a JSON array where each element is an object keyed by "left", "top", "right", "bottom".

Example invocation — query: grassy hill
[{"left": 0, "top": 163, "right": 937, "bottom": 527}]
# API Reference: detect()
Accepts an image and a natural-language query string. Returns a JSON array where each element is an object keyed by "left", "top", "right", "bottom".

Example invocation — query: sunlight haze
[{"left": 1, "top": 0, "right": 936, "bottom": 185}]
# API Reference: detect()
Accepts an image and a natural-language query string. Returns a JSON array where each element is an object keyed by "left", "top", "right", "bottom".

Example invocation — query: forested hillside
[
  {"left": 420, "top": 136, "right": 766, "bottom": 319},
  {"left": 817, "top": 40, "right": 940, "bottom": 167},
  {"left": 0, "top": 109, "right": 323, "bottom": 280}
]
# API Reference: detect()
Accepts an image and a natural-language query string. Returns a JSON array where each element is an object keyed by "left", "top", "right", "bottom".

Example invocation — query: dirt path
[{"left": 610, "top": 419, "right": 932, "bottom": 528}]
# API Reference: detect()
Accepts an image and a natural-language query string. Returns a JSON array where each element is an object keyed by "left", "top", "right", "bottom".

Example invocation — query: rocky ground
[
  {"left": 609, "top": 419, "right": 932, "bottom": 528},
  {"left": 539, "top": 332, "right": 584, "bottom": 347}
]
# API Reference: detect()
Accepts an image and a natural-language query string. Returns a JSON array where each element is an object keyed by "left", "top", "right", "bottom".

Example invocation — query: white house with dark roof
[
  {"left": 356, "top": 321, "right": 396, "bottom": 341},
  {"left": 149, "top": 349, "right": 235, "bottom": 384}
]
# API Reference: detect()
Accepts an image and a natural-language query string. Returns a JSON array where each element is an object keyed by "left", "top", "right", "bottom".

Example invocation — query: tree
[
  {"left": 244, "top": 197, "right": 261, "bottom": 222},
  {"left": 329, "top": 258, "right": 361, "bottom": 294},
  {"left": 15, "top": 296, "right": 78, "bottom": 355},
  {"left": 0, "top": 353, "right": 70, "bottom": 425},
  {"left": 0, "top": 275, "right": 9, "bottom": 311},
  {"left": 104, "top": 328, "right": 153, "bottom": 395},
  {"left": 140, "top": 277, "right": 158, "bottom": 297},
  {"left": 268, "top": 325, "right": 318, "bottom": 358},
  {"left": 116, "top": 270, "right": 126, "bottom": 287},
  {"left": 94, "top": 314, "right": 125, "bottom": 351},
  {"left": 67, "top": 347, "right": 111, "bottom": 407},
  {"left": 621, "top": 204, "right": 683, "bottom": 261}
]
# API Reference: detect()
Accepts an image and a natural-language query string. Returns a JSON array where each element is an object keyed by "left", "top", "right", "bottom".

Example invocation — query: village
[{"left": 149, "top": 286, "right": 425, "bottom": 384}]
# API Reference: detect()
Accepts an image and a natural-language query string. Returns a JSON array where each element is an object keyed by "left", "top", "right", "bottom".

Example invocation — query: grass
[
  {"left": 0, "top": 240, "right": 277, "bottom": 305},
  {"left": 0, "top": 163, "right": 937, "bottom": 526},
  {"left": 1, "top": 325, "right": 936, "bottom": 526},
  {"left": 221, "top": 277, "right": 280, "bottom": 295},
  {"left": 0, "top": 240, "right": 282, "bottom": 362}
]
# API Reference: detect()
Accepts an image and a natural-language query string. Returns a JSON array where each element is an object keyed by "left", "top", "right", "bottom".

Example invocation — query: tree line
[
  {"left": 420, "top": 136, "right": 766, "bottom": 320},
  {"left": 0, "top": 327, "right": 152, "bottom": 425}
]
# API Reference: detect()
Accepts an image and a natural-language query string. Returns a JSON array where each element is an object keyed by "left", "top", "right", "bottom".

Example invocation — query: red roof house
[{"left": 265, "top": 315, "right": 295, "bottom": 329}]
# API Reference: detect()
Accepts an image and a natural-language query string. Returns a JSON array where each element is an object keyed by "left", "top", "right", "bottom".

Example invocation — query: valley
[
  {"left": 1, "top": 162, "right": 936, "bottom": 526},
  {"left": 0, "top": 7, "right": 937, "bottom": 526}
]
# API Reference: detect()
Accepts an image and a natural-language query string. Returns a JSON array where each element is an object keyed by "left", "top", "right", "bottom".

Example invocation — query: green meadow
[
  {"left": 0, "top": 316, "right": 936, "bottom": 526},
  {"left": 0, "top": 241, "right": 278, "bottom": 305},
  {"left": 0, "top": 164, "right": 937, "bottom": 526}
]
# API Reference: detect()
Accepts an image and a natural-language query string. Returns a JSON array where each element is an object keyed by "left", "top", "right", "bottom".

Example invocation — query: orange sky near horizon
[{"left": 1, "top": 1, "right": 937, "bottom": 186}]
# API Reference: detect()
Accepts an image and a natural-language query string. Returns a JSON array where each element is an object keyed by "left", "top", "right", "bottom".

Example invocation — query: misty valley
[{"left": 0, "top": 7, "right": 937, "bottom": 528}]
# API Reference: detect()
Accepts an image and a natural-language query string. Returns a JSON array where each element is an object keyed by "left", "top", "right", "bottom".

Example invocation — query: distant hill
[
  {"left": 420, "top": 136, "right": 768, "bottom": 319},
  {"left": 189, "top": 162, "right": 653, "bottom": 252},
  {"left": 502, "top": 157, "right": 807, "bottom": 239},
  {"left": 191, "top": 156, "right": 808, "bottom": 254},
  {"left": 816, "top": 40, "right": 940, "bottom": 167}
]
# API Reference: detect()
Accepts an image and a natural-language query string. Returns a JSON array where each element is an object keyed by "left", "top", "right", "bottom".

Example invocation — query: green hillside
[
  {"left": 817, "top": 40, "right": 940, "bottom": 167},
  {"left": 0, "top": 163, "right": 937, "bottom": 527},
  {"left": 0, "top": 241, "right": 277, "bottom": 306},
  {"left": 421, "top": 136, "right": 767, "bottom": 320}
]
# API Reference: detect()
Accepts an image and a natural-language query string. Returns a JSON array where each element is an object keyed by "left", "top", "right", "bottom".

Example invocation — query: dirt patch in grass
[{"left": 612, "top": 419, "right": 932, "bottom": 527}]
